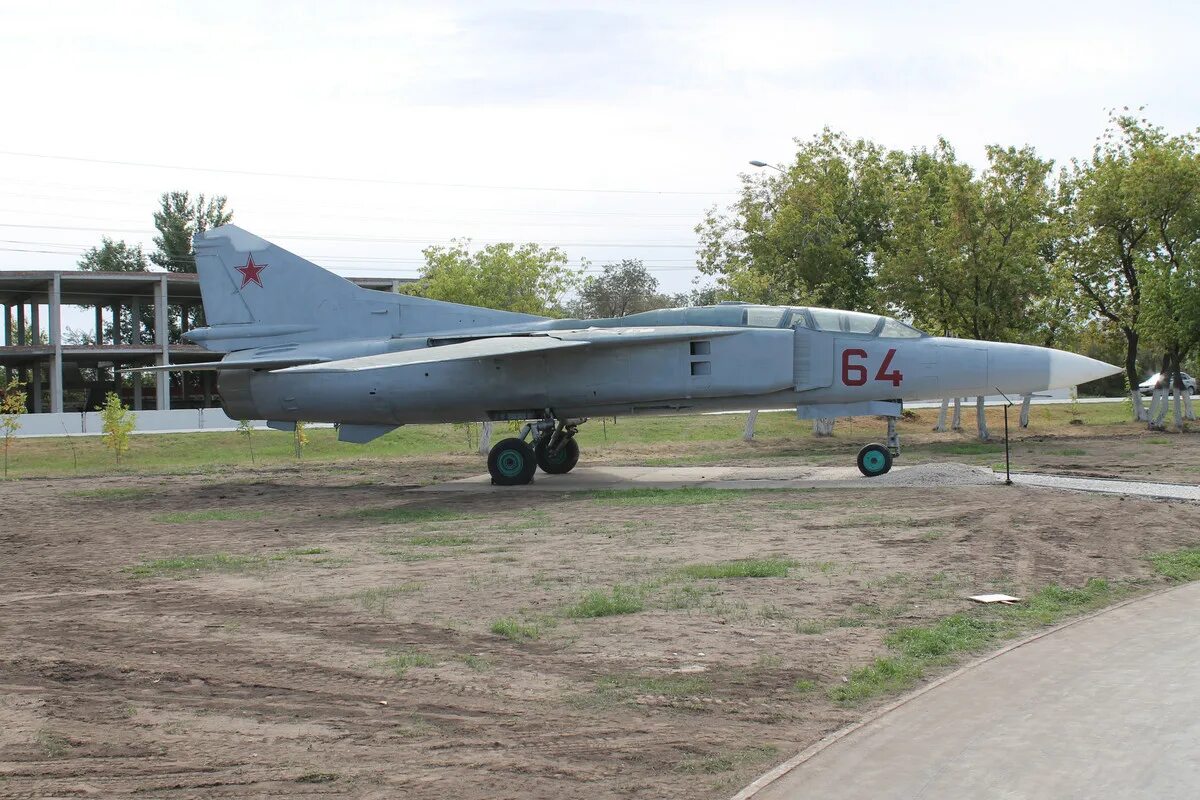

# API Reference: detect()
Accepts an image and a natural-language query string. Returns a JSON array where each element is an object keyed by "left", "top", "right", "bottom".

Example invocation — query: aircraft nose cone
[{"left": 1047, "top": 350, "right": 1122, "bottom": 390}]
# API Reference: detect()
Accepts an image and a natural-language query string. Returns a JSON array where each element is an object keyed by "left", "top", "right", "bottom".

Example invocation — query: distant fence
[{"left": 12, "top": 409, "right": 269, "bottom": 438}]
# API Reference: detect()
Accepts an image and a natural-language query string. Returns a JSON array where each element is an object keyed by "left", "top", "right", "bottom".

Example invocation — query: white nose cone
[{"left": 1047, "top": 350, "right": 1121, "bottom": 390}]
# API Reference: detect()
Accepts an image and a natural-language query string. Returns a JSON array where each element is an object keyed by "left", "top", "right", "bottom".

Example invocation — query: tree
[
  {"left": 100, "top": 391, "right": 135, "bottom": 466},
  {"left": 237, "top": 419, "right": 256, "bottom": 464},
  {"left": 151, "top": 191, "right": 233, "bottom": 273},
  {"left": 405, "top": 240, "right": 577, "bottom": 316},
  {"left": 1062, "top": 112, "right": 1157, "bottom": 418},
  {"left": 574, "top": 259, "right": 678, "bottom": 318},
  {"left": 293, "top": 421, "right": 309, "bottom": 458},
  {"left": 1129, "top": 123, "right": 1200, "bottom": 430},
  {"left": 1, "top": 379, "right": 27, "bottom": 479},
  {"left": 696, "top": 129, "right": 895, "bottom": 310},
  {"left": 77, "top": 237, "right": 149, "bottom": 272},
  {"left": 879, "top": 143, "right": 1056, "bottom": 439}
]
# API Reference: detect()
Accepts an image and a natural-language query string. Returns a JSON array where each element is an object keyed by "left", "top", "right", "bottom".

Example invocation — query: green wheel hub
[
  {"left": 862, "top": 450, "right": 886, "bottom": 474},
  {"left": 497, "top": 449, "right": 525, "bottom": 477}
]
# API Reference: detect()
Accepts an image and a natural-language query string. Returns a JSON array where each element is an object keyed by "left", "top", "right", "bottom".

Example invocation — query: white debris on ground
[{"left": 865, "top": 463, "right": 998, "bottom": 487}]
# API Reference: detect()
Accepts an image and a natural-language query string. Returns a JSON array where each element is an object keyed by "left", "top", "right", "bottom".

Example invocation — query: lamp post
[{"left": 749, "top": 160, "right": 786, "bottom": 174}]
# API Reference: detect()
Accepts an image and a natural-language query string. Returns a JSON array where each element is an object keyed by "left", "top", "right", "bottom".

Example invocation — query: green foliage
[
  {"left": 151, "top": 191, "right": 233, "bottom": 273},
  {"left": 236, "top": 419, "right": 255, "bottom": 464},
  {"left": 697, "top": 129, "right": 892, "bottom": 309},
  {"left": 154, "top": 509, "right": 266, "bottom": 523},
  {"left": 1149, "top": 548, "right": 1200, "bottom": 581},
  {"left": 1, "top": 379, "right": 27, "bottom": 478},
  {"left": 381, "top": 649, "right": 436, "bottom": 676},
  {"left": 679, "top": 559, "right": 796, "bottom": 579},
  {"left": 293, "top": 421, "right": 308, "bottom": 458},
  {"left": 99, "top": 391, "right": 135, "bottom": 466},
  {"left": 565, "top": 586, "right": 644, "bottom": 618},
  {"left": 489, "top": 618, "right": 541, "bottom": 641},
  {"left": 404, "top": 239, "right": 577, "bottom": 315},
  {"left": 77, "top": 236, "right": 149, "bottom": 272},
  {"left": 574, "top": 259, "right": 684, "bottom": 318},
  {"left": 353, "top": 505, "right": 467, "bottom": 524}
]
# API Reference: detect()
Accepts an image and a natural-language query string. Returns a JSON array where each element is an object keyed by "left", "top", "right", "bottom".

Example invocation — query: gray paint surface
[{"left": 748, "top": 581, "right": 1200, "bottom": 800}]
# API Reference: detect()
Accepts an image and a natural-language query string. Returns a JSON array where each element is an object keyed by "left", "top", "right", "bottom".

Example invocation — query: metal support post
[
  {"left": 154, "top": 275, "right": 169, "bottom": 410},
  {"left": 49, "top": 275, "right": 63, "bottom": 413},
  {"left": 886, "top": 415, "right": 900, "bottom": 456}
]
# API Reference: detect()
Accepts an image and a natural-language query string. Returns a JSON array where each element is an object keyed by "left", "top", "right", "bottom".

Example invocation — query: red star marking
[{"left": 235, "top": 255, "right": 267, "bottom": 288}]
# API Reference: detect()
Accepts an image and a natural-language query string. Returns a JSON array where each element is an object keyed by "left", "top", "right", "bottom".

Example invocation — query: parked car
[{"left": 1138, "top": 372, "right": 1198, "bottom": 396}]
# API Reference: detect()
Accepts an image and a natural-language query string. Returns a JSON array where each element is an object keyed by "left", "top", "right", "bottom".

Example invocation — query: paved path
[
  {"left": 742, "top": 581, "right": 1200, "bottom": 800},
  {"left": 1011, "top": 472, "right": 1200, "bottom": 501}
]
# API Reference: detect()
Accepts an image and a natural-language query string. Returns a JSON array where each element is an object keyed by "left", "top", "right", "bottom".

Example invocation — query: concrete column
[
  {"left": 180, "top": 304, "right": 189, "bottom": 334},
  {"left": 16, "top": 302, "right": 26, "bottom": 345},
  {"left": 112, "top": 304, "right": 122, "bottom": 345},
  {"left": 133, "top": 371, "right": 143, "bottom": 410},
  {"left": 31, "top": 302, "right": 39, "bottom": 345},
  {"left": 154, "top": 275, "right": 169, "bottom": 410},
  {"left": 95, "top": 305, "right": 104, "bottom": 345},
  {"left": 49, "top": 275, "right": 62, "bottom": 413},
  {"left": 3, "top": 303, "right": 9, "bottom": 346},
  {"left": 130, "top": 298, "right": 142, "bottom": 344}
]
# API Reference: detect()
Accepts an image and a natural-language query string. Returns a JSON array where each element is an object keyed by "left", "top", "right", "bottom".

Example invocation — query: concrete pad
[
  {"left": 417, "top": 463, "right": 1000, "bottom": 493},
  {"left": 740, "top": 581, "right": 1200, "bottom": 800},
  {"left": 1011, "top": 472, "right": 1200, "bottom": 502}
]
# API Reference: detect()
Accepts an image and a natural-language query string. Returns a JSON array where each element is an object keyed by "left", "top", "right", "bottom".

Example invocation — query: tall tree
[
  {"left": 1062, "top": 113, "right": 1156, "bottom": 415},
  {"left": 1130, "top": 122, "right": 1200, "bottom": 428},
  {"left": 405, "top": 240, "right": 577, "bottom": 316},
  {"left": 151, "top": 191, "right": 233, "bottom": 273},
  {"left": 574, "top": 259, "right": 677, "bottom": 318},
  {"left": 696, "top": 129, "right": 895, "bottom": 310},
  {"left": 77, "top": 237, "right": 149, "bottom": 272}
]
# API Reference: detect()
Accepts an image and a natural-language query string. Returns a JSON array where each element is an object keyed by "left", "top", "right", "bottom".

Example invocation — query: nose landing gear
[{"left": 856, "top": 413, "right": 901, "bottom": 477}]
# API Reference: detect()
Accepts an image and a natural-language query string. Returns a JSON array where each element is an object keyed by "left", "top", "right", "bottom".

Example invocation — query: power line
[{"left": 0, "top": 150, "right": 737, "bottom": 197}]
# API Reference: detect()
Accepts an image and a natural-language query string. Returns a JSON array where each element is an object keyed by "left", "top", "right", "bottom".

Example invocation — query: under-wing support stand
[{"left": 797, "top": 400, "right": 901, "bottom": 477}]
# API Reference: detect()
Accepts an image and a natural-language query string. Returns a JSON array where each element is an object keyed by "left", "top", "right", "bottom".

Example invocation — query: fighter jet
[{"left": 142, "top": 225, "right": 1119, "bottom": 484}]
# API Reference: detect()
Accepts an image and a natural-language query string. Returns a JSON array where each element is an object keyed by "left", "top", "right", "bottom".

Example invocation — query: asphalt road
[{"left": 742, "top": 581, "right": 1200, "bottom": 800}]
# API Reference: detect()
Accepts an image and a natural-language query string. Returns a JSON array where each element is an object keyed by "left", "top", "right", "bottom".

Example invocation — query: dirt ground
[{"left": 2, "top": 441, "right": 1200, "bottom": 799}]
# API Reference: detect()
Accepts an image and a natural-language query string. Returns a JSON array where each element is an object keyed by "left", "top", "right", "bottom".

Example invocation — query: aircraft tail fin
[{"left": 189, "top": 224, "right": 543, "bottom": 351}]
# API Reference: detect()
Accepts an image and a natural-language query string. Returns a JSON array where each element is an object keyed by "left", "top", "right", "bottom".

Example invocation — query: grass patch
[
  {"left": 153, "top": 509, "right": 266, "bottom": 523},
  {"left": 459, "top": 654, "right": 491, "bottom": 671},
  {"left": 1149, "top": 548, "right": 1200, "bottom": 582},
  {"left": 675, "top": 744, "right": 778, "bottom": 774},
  {"left": 407, "top": 535, "right": 474, "bottom": 547},
  {"left": 126, "top": 547, "right": 329, "bottom": 577},
  {"left": 490, "top": 618, "right": 541, "bottom": 641},
  {"left": 343, "top": 584, "right": 422, "bottom": 615},
  {"left": 928, "top": 442, "right": 1005, "bottom": 455},
  {"left": 565, "top": 586, "right": 644, "bottom": 618},
  {"left": 353, "top": 506, "right": 468, "bottom": 524},
  {"left": 36, "top": 730, "right": 70, "bottom": 758},
  {"left": 832, "top": 578, "right": 1128, "bottom": 705},
  {"left": 296, "top": 772, "right": 338, "bottom": 784},
  {"left": 125, "top": 553, "right": 261, "bottom": 576},
  {"left": 381, "top": 649, "right": 436, "bottom": 677},
  {"left": 680, "top": 559, "right": 795, "bottom": 579},
  {"left": 69, "top": 487, "right": 152, "bottom": 499},
  {"left": 584, "top": 487, "right": 769, "bottom": 506},
  {"left": 792, "top": 678, "right": 817, "bottom": 693}
]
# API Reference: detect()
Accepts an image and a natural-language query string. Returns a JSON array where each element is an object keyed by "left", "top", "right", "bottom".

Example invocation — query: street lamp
[{"left": 748, "top": 160, "right": 785, "bottom": 174}]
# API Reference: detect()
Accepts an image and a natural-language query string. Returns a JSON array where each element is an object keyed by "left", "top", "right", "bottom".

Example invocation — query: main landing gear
[
  {"left": 856, "top": 414, "right": 901, "bottom": 478},
  {"left": 487, "top": 415, "right": 584, "bottom": 485}
]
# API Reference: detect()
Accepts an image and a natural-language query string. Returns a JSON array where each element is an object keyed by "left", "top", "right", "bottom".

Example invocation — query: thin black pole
[{"left": 995, "top": 386, "right": 1014, "bottom": 486}]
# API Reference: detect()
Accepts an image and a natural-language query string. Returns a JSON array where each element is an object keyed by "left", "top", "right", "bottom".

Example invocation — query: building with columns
[{"left": 1, "top": 270, "right": 407, "bottom": 415}]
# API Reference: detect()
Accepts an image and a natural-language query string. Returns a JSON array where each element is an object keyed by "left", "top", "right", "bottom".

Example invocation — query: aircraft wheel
[
  {"left": 535, "top": 436, "right": 580, "bottom": 474},
  {"left": 856, "top": 443, "right": 893, "bottom": 477},
  {"left": 488, "top": 438, "right": 537, "bottom": 485}
]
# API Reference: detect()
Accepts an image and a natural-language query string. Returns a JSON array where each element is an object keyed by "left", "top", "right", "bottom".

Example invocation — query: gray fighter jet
[{"left": 144, "top": 224, "right": 1119, "bottom": 484}]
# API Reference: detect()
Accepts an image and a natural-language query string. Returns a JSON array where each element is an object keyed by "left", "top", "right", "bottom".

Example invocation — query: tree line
[{"left": 696, "top": 111, "right": 1200, "bottom": 425}]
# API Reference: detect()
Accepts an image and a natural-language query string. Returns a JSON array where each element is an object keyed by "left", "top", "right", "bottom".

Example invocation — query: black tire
[
  {"left": 856, "top": 443, "right": 893, "bottom": 477},
  {"left": 487, "top": 438, "right": 537, "bottom": 485},
  {"left": 535, "top": 436, "right": 580, "bottom": 474}
]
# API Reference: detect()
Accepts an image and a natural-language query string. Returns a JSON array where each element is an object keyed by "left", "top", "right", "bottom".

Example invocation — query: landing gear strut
[
  {"left": 486, "top": 413, "right": 585, "bottom": 485},
  {"left": 856, "top": 414, "right": 901, "bottom": 478}
]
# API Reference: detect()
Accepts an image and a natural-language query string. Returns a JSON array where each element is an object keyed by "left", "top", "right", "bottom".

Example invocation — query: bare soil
[{"left": 2, "top": 446, "right": 1199, "bottom": 799}]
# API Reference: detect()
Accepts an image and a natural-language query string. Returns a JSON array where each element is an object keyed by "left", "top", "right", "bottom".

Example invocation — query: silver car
[{"left": 1138, "top": 372, "right": 1198, "bottom": 396}]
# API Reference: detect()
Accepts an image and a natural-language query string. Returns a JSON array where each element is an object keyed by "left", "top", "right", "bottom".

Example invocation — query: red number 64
[{"left": 841, "top": 348, "right": 903, "bottom": 387}]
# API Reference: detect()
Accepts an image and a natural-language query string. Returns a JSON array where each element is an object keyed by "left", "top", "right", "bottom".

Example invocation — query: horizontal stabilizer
[
  {"left": 276, "top": 336, "right": 587, "bottom": 373},
  {"left": 119, "top": 356, "right": 328, "bottom": 373}
]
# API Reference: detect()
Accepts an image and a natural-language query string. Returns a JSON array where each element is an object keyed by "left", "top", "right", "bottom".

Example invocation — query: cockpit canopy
[{"left": 617, "top": 304, "right": 926, "bottom": 338}]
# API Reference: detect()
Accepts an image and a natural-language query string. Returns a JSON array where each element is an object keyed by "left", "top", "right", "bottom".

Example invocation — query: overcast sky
[{"left": 2, "top": 0, "right": 1199, "bottom": 298}]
